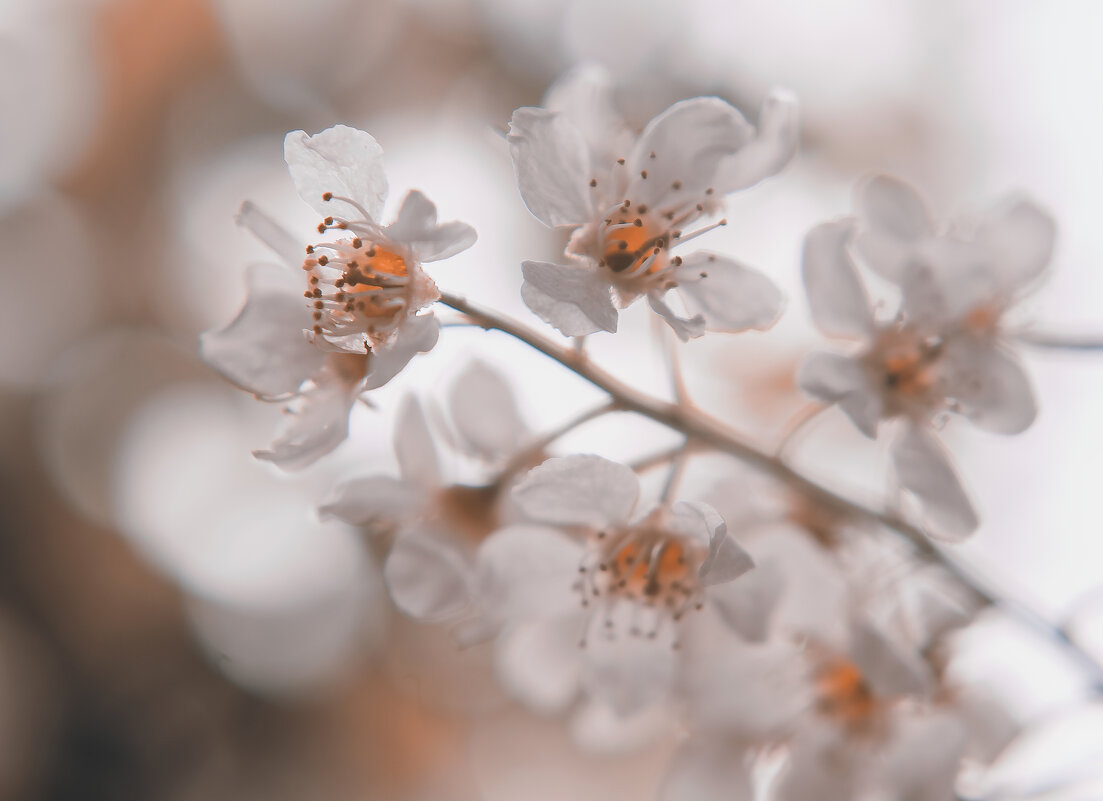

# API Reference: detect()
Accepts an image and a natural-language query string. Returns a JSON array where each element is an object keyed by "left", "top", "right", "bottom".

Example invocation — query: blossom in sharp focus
[
  {"left": 473, "top": 454, "right": 754, "bottom": 718},
  {"left": 200, "top": 125, "right": 476, "bottom": 469},
  {"left": 796, "top": 176, "right": 1054, "bottom": 538},
  {"left": 508, "top": 67, "right": 794, "bottom": 340}
]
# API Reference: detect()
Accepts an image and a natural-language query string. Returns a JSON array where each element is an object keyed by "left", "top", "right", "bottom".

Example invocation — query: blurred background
[{"left": 3, "top": 0, "right": 1103, "bottom": 798}]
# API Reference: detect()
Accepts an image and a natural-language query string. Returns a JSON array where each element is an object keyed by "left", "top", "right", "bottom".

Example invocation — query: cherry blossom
[
  {"left": 508, "top": 67, "right": 793, "bottom": 340},
  {"left": 200, "top": 125, "right": 475, "bottom": 468}
]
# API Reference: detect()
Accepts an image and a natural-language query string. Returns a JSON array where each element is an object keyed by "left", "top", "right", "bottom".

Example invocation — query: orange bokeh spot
[{"left": 816, "top": 660, "right": 878, "bottom": 729}]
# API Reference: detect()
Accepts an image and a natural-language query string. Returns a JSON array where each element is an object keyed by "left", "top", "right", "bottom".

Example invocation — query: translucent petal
[
  {"left": 449, "top": 360, "right": 528, "bottom": 460},
  {"left": 513, "top": 454, "right": 639, "bottom": 528},
  {"left": 801, "top": 219, "right": 872, "bottom": 339},
  {"left": 394, "top": 395, "right": 442, "bottom": 489},
  {"left": 508, "top": 107, "right": 594, "bottom": 228},
  {"left": 976, "top": 198, "right": 1056, "bottom": 291},
  {"left": 946, "top": 341, "right": 1037, "bottom": 435},
  {"left": 383, "top": 529, "right": 471, "bottom": 622},
  {"left": 318, "top": 475, "right": 423, "bottom": 524},
  {"left": 363, "top": 312, "right": 439, "bottom": 391},
  {"left": 253, "top": 371, "right": 357, "bottom": 470},
  {"left": 647, "top": 291, "right": 706, "bottom": 342},
  {"left": 284, "top": 125, "right": 387, "bottom": 221},
  {"left": 199, "top": 264, "right": 322, "bottom": 399},
  {"left": 853, "top": 173, "right": 932, "bottom": 281},
  {"left": 385, "top": 189, "right": 477, "bottom": 263},
  {"left": 494, "top": 618, "right": 582, "bottom": 713},
  {"left": 673, "top": 251, "right": 785, "bottom": 334},
  {"left": 520, "top": 259, "right": 618, "bottom": 336},
  {"left": 796, "top": 351, "right": 881, "bottom": 438},
  {"left": 475, "top": 524, "right": 583, "bottom": 624},
  {"left": 543, "top": 64, "right": 632, "bottom": 170},
  {"left": 235, "top": 201, "right": 303, "bottom": 268},
  {"left": 715, "top": 87, "right": 800, "bottom": 193}
]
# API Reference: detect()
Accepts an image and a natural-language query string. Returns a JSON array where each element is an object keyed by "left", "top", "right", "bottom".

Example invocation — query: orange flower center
[{"left": 816, "top": 659, "right": 878, "bottom": 731}]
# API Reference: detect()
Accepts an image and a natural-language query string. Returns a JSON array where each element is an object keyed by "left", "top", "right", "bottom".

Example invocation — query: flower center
[
  {"left": 816, "top": 659, "right": 879, "bottom": 732},
  {"left": 574, "top": 520, "right": 707, "bottom": 644},
  {"left": 870, "top": 327, "right": 944, "bottom": 412}
]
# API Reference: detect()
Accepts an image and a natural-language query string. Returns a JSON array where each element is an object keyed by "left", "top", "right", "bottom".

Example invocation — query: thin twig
[
  {"left": 1015, "top": 331, "right": 1103, "bottom": 351},
  {"left": 437, "top": 289, "right": 1103, "bottom": 686}
]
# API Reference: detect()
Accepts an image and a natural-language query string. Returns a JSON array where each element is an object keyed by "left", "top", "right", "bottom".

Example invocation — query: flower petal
[
  {"left": 508, "top": 107, "right": 594, "bottom": 228},
  {"left": 394, "top": 395, "right": 442, "bottom": 489},
  {"left": 802, "top": 219, "right": 872, "bottom": 339},
  {"left": 849, "top": 618, "right": 932, "bottom": 698},
  {"left": 475, "top": 524, "right": 584, "bottom": 624},
  {"left": 660, "top": 737, "right": 755, "bottom": 801},
  {"left": 671, "top": 501, "right": 754, "bottom": 587},
  {"left": 708, "top": 559, "right": 784, "bottom": 641},
  {"left": 200, "top": 264, "right": 323, "bottom": 399},
  {"left": 363, "top": 312, "right": 440, "bottom": 391},
  {"left": 494, "top": 618, "right": 582, "bottom": 713},
  {"left": 543, "top": 64, "right": 632, "bottom": 170},
  {"left": 673, "top": 251, "right": 785, "bottom": 333},
  {"left": 946, "top": 341, "right": 1037, "bottom": 435},
  {"left": 383, "top": 528, "right": 471, "bottom": 622},
  {"left": 580, "top": 611, "right": 676, "bottom": 716},
  {"left": 628, "top": 97, "right": 754, "bottom": 207},
  {"left": 253, "top": 365, "right": 359, "bottom": 469},
  {"left": 448, "top": 360, "right": 528, "bottom": 460},
  {"left": 796, "top": 351, "right": 882, "bottom": 438},
  {"left": 234, "top": 201, "right": 303, "bottom": 268},
  {"left": 891, "top": 424, "right": 979, "bottom": 541},
  {"left": 976, "top": 198, "right": 1056, "bottom": 291},
  {"left": 513, "top": 454, "right": 639, "bottom": 528},
  {"left": 715, "top": 87, "right": 800, "bottom": 193},
  {"left": 284, "top": 125, "right": 387, "bottom": 222},
  {"left": 520, "top": 259, "right": 618, "bottom": 336},
  {"left": 385, "top": 189, "right": 477, "bottom": 262},
  {"left": 853, "top": 173, "right": 932, "bottom": 281},
  {"left": 318, "top": 475, "right": 423, "bottom": 524},
  {"left": 647, "top": 291, "right": 706, "bottom": 342}
]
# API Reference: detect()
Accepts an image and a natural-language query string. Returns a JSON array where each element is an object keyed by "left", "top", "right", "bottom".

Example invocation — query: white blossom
[
  {"left": 200, "top": 125, "right": 476, "bottom": 468},
  {"left": 508, "top": 67, "right": 792, "bottom": 340}
]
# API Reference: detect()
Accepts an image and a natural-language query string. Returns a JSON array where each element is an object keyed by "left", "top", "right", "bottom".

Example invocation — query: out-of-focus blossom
[
  {"left": 508, "top": 67, "right": 792, "bottom": 340},
  {"left": 200, "top": 125, "right": 476, "bottom": 468},
  {"left": 797, "top": 175, "right": 1054, "bottom": 539}
]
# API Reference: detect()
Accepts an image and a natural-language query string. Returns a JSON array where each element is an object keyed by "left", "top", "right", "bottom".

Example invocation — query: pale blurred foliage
[{"left": 1, "top": 0, "right": 1102, "bottom": 799}]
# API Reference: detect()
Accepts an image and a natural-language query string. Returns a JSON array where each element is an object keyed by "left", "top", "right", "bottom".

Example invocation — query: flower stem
[{"left": 437, "top": 289, "right": 1103, "bottom": 687}]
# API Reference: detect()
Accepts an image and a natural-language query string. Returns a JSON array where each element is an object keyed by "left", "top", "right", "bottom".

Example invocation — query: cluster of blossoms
[{"left": 198, "top": 67, "right": 1060, "bottom": 799}]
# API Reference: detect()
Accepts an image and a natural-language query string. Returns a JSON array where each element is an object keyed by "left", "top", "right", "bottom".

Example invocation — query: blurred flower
[
  {"left": 200, "top": 125, "right": 476, "bottom": 468},
  {"left": 508, "top": 67, "right": 793, "bottom": 339}
]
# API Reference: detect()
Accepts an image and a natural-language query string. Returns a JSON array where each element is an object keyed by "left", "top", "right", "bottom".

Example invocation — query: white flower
[
  {"left": 473, "top": 454, "right": 754, "bottom": 717},
  {"left": 508, "top": 67, "right": 793, "bottom": 340},
  {"left": 796, "top": 179, "right": 1054, "bottom": 538},
  {"left": 200, "top": 125, "right": 476, "bottom": 468}
]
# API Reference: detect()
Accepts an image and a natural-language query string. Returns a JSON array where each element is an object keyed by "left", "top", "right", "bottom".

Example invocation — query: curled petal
[
  {"left": 384, "top": 529, "right": 471, "bottom": 622},
  {"left": 802, "top": 219, "right": 872, "bottom": 339},
  {"left": 199, "top": 264, "right": 323, "bottom": 399},
  {"left": 385, "top": 189, "right": 477, "bottom": 262},
  {"left": 672, "top": 501, "right": 753, "bottom": 587},
  {"left": 715, "top": 87, "right": 800, "bottom": 193},
  {"left": 796, "top": 351, "right": 882, "bottom": 438},
  {"left": 520, "top": 259, "right": 618, "bottom": 336},
  {"left": 648, "top": 291, "right": 705, "bottom": 342},
  {"left": 891, "top": 424, "right": 979, "bottom": 541},
  {"left": 508, "top": 107, "right": 594, "bottom": 228},
  {"left": 673, "top": 251, "right": 785, "bottom": 334},
  {"left": 513, "top": 454, "right": 639, "bottom": 528},
  {"left": 362, "top": 312, "right": 439, "bottom": 391},
  {"left": 284, "top": 125, "right": 387, "bottom": 221},
  {"left": 709, "top": 560, "right": 784, "bottom": 641}
]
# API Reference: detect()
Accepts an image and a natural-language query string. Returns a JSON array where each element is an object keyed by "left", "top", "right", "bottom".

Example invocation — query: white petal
[
  {"left": 543, "top": 64, "right": 632, "bottom": 169},
  {"left": 494, "top": 618, "right": 582, "bottom": 713},
  {"left": 253, "top": 369, "right": 358, "bottom": 470},
  {"left": 520, "top": 259, "right": 618, "bottom": 336},
  {"left": 796, "top": 351, "right": 882, "bottom": 438},
  {"left": 976, "top": 198, "right": 1056, "bottom": 291},
  {"left": 318, "top": 476, "right": 423, "bottom": 524},
  {"left": 449, "top": 360, "right": 528, "bottom": 460},
  {"left": 775, "top": 725, "right": 857, "bottom": 801},
  {"left": 284, "top": 125, "right": 387, "bottom": 221},
  {"left": 648, "top": 291, "right": 706, "bottom": 342},
  {"left": 363, "top": 312, "right": 439, "bottom": 391},
  {"left": 513, "top": 454, "right": 639, "bottom": 528},
  {"left": 385, "top": 189, "right": 477, "bottom": 262},
  {"left": 801, "top": 219, "right": 872, "bottom": 339},
  {"left": 507, "top": 107, "right": 594, "bottom": 228},
  {"left": 672, "top": 501, "right": 754, "bottom": 587},
  {"left": 946, "top": 341, "right": 1037, "bottom": 435},
  {"left": 661, "top": 737, "right": 755, "bottom": 801},
  {"left": 891, "top": 424, "right": 979, "bottom": 541},
  {"left": 628, "top": 97, "right": 754, "bottom": 207},
  {"left": 849, "top": 618, "right": 932, "bottom": 698},
  {"left": 200, "top": 264, "right": 323, "bottom": 399},
  {"left": 570, "top": 698, "right": 674, "bottom": 755},
  {"left": 874, "top": 710, "right": 966, "bottom": 801},
  {"left": 476, "top": 524, "right": 584, "bottom": 624},
  {"left": 234, "top": 201, "right": 303, "bottom": 268},
  {"left": 708, "top": 559, "right": 783, "bottom": 641},
  {"left": 856, "top": 173, "right": 931, "bottom": 243},
  {"left": 580, "top": 614, "right": 676, "bottom": 716},
  {"left": 383, "top": 529, "right": 471, "bottom": 622},
  {"left": 673, "top": 251, "right": 785, "bottom": 333},
  {"left": 715, "top": 87, "right": 800, "bottom": 193},
  {"left": 394, "top": 395, "right": 442, "bottom": 489}
]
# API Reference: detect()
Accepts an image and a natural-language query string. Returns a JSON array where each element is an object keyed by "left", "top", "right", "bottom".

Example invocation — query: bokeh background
[{"left": 3, "top": 0, "right": 1103, "bottom": 798}]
